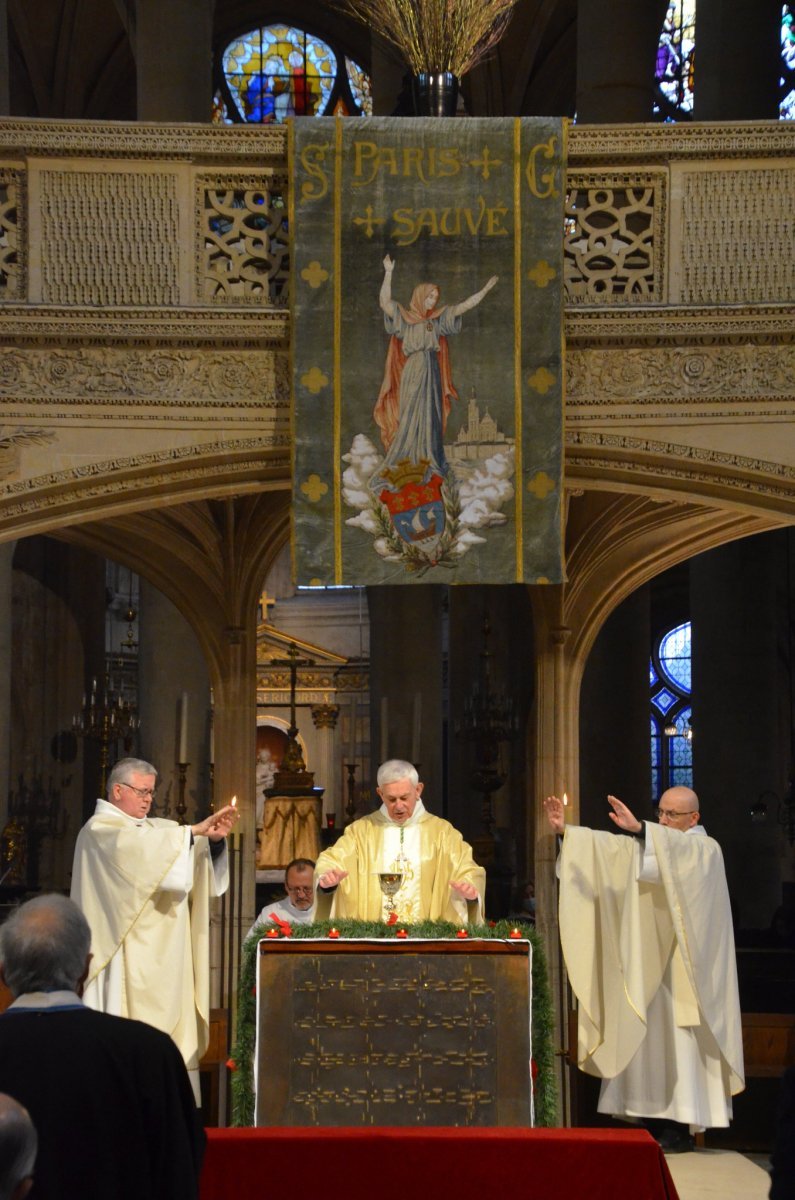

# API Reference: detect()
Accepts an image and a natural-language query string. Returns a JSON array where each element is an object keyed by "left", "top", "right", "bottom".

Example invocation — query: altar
[{"left": 252, "top": 936, "right": 533, "bottom": 1127}]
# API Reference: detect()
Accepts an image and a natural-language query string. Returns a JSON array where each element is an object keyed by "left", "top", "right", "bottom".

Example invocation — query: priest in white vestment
[
  {"left": 314, "top": 759, "right": 485, "bottom": 924},
  {"left": 70, "top": 756, "right": 239, "bottom": 1103},
  {"left": 544, "top": 787, "right": 744, "bottom": 1152},
  {"left": 246, "top": 856, "right": 316, "bottom": 937}
]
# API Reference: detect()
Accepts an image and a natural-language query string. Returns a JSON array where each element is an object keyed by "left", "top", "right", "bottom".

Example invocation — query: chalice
[{"left": 378, "top": 871, "right": 403, "bottom": 917}]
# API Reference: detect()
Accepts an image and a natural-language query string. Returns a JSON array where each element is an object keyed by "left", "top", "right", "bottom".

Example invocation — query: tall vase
[{"left": 412, "top": 71, "right": 459, "bottom": 117}]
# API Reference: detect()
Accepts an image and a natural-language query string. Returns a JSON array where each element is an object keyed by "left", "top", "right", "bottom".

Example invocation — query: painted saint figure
[{"left": 373, "top": 255, "right": 497, "bottom": 480}]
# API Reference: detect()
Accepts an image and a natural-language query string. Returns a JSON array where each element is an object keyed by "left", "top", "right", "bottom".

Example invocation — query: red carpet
[{"left": 201, "top": 1127, "right": 679, "bottom": 1200}]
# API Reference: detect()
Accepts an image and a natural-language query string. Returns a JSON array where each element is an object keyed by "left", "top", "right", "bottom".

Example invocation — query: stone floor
[{"left": 664, "top": 1150, "right": 771, "bottom": 1199}]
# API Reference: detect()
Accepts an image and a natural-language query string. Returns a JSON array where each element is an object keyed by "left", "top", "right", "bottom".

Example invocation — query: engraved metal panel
[{"left": 255, "top": 941, "right": 531, "bottom": 1127}]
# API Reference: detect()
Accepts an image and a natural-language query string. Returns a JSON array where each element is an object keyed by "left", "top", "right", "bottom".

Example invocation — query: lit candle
[
  {"left": 266, "top": 929, "right": 280, "bottom": 939},
  {"left": 563, "top": 791, "right": 568, "bottom": 824},
  {"left": 179, "top": 691, "right": 189, "bottom": 763},
  {"left": 380, "top": 695, "right": 389, "bottom": 761},
  {"left": 509, "top": 928, "right": 522, "bottom": 939},
  {"left": 411, "top": 691, "right": 421, "bottom": 763},
  {"left": 328, "top": 927, "right": 340, "bottom": 939},
  {"left": 396, "top": 929, "right": 408, "bottom": 939},
  {"left": 456, "top": 929, "right": 469, "bottom": 939}
]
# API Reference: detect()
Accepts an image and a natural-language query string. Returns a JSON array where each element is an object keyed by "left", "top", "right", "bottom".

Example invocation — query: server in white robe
[
  {"left": 544, "top": 788, "right": 744, "bottom": 1147},
  {"left": 70, "top": 757, "right": 239, "bottom": 1103}
]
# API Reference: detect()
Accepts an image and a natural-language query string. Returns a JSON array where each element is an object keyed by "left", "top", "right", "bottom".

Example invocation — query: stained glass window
[
  {"left": 782, "top": 5, "right": 795, "bottom": 119},
  {"left": 215, "top": 25, "right": 372, "bottom": 124},
  {"left": 650, "top": 620, "right": 693, "bottom": 799},
  {"left": 654, "top": 1, "right": 696, "bottom": 121}
]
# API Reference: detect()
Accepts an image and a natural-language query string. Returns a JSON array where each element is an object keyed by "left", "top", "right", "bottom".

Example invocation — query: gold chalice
[{"left": 378, "top": 871, "right": 403, "bottom": 917}]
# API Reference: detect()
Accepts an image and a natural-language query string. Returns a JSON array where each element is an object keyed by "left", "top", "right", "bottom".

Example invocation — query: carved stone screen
[{"left": 255, "top": 939, "right": 532, "bottom": 1126}]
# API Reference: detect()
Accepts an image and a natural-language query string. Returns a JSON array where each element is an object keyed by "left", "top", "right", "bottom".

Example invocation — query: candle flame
[
  {"left": 231, "top": 795, "right": 237, "bottom": 807},
  {"left": 563, "top": 792, "right": 568, "bottom": 806}
]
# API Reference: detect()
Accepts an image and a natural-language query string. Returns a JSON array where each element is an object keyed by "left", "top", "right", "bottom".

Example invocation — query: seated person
[
  {"left": 247, "top": 858, "right": 315, "bottom": 936},
  {"left": 314, "top": 759, "right": 484, "bottom": 924},
  {"left": 0, "top": 1092, "right": 37, "bottom": 1200}
]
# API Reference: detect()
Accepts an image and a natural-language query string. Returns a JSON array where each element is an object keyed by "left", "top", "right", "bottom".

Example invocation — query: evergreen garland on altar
[{"left": 230, "top": 919, "right": 557, "bottom": 1128}]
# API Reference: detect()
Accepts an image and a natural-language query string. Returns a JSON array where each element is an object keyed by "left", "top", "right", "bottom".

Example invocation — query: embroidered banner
[{"left": 291, "top": 117, "right": 565, "bottom": 585}]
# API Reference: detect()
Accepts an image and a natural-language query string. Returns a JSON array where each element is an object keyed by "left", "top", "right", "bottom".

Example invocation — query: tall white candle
[
  {"left": 380, "top": 695, "right": 389, "bottom": 762},
  {"left": 411, "top": 691, "right": 422, "bottom": 763},
  {"left": 179, "top": 691, "right": 189, "bottom": 762},
  {"left": 348, "top": 694, "right": 357, "bottom": 762}
]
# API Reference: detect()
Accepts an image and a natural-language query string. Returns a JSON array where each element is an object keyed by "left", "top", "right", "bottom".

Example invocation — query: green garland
[{"left": 230, "top": 918, "right": 557, "bottom": 1128}]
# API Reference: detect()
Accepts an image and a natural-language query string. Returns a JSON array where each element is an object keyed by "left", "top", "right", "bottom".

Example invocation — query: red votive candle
[
  {"left": 509, "top": 928, "right": 522, "bottom": 939},
  {"left": 266, "top": 929, "right": 280, "bottom": 939},
  {"left": 456, "top": 929, "right": 468, "bottom": 939},
  {"left": 328, "top": 927, "right": 340, "bottom": 939},
  {"left": 396, "top": 929, "right": 408, "bottom": 939}
]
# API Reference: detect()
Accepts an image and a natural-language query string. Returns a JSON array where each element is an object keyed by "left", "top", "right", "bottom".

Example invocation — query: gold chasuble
[
  {"left": 291, "top": 116, "right": 566, "bottom": 586},
  {"left": 314, "top": 802, "right": 484, "bottom": 924},
  {"left": 558, "top": 822, "right": 744, "bottom": 1130},
  {"left": 71, "top": 798, "right": 229, "bottom": 1102}
]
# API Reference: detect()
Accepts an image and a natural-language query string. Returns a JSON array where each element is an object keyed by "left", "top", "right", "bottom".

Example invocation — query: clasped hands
[
  {"left": 317, "top": 867, "right": 477, "bottom": 901},
  {"left": 543, "top": 794, "right": 642, "bottom": 835},
  {"left": 191, "top": 804, "right": 239, "bottom": 842}
]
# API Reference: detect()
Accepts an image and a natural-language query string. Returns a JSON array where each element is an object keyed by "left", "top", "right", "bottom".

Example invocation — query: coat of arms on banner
[{"left": 291, "top": 117, "right": 565, "bottom": 586}]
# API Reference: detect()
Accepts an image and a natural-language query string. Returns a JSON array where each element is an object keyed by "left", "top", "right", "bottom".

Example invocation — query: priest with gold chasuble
[{"left": 314, "top": 760, "right": 485, "bottom": 924}]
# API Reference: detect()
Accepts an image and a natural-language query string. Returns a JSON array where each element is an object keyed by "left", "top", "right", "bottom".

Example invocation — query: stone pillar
[
  {"left": 693, "top": 0, "right": 781, "bottom": 120},
  {"left": 137, "top": 579, "right": 211, "bottom": 823},
  {"left": 367, "top": 586, "right": 445, "bottom": 812},
  {"left": 0, "top": 540, "right": 15, "bottom": 825},
  {"left": 311, "top": 701, "right": 339, "bottom": 824},
  {"left": 135, "top": 0, "right": 213, "bottom": 122},
  {"left": 576, "top": 0, "right": 669, "bottom": 122},
  {"left": 0, "top": 0, "right": 9, "bottom": 116},
  {"left": 691, "top": 532, "right": 787, "bottom": 932},
  {"left": 579, "top": 584, "right": 652, "bottom": 824}
]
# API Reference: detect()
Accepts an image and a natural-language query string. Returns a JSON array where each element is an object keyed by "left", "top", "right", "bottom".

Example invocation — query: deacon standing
[
  {"left": 70, "top": 756, "right": 239, "bottom": 1103},
  {"left": 314, "top": 759, "right": 485, "bottom": 924}
]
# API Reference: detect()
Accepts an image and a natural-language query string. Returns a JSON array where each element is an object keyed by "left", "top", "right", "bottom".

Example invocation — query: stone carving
[
  {"left": 39, "top": 169, "right": 181, "bottom": 307},
  {"left": 198, "top": 173, "right": 289, "bottom": 306},
  {"left": 567, "top": 345, "right": 795, "bottom": 407},
  {"left": 678, "top": 168, "right": 795, "bottom": 305},
  {"left": 0, "top": 169, "right": 22, "bottom": 301},
  {"left": 565, "top": 172, "right": 665, "bottom": 304},
  {"left": 0, "top": 347, "right": 289, "bottom": 413}
]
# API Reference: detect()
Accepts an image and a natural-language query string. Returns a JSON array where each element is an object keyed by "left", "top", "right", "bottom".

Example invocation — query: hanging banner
[{"left": 291, "top": 116, "right": 565, "bottom": 585}]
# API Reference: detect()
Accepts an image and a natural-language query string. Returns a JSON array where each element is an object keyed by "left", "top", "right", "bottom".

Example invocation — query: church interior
[{"left": 0, "top": 0, "right": 793, "bottom": 1190}]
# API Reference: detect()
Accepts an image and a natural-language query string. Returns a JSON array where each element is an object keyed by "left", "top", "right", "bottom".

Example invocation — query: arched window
[
  {"left": 213, "top": 24, "right": 372, "bottom": 124},
  {"left": 782, "top": 5, "right": 795, "bottom": 118},
  {"left": 650, "top": 620, "right": 693, "bottom": 799},
  {"left": 654, "top": 1, "right": 696, "bottom": 121}
]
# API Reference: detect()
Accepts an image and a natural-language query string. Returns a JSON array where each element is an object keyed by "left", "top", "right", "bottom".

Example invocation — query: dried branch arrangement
[{"left": 335, "top": 0, "right": 521, "bottom": 78}]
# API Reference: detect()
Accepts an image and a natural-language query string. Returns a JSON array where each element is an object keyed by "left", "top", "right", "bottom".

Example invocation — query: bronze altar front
[{"left": 255, "top": 939, "right": 532, "bottom": 1126}]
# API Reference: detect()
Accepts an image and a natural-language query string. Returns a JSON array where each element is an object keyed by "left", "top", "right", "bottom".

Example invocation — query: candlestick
[
  {"left": 176, "top": 762, "right": 188, "bottom": 826},
  {"left": 380, "top": 695, "right": 388, "bottom": 761},
  {"left": 179, "top": 692, "right": 189, "bottom": 763},
  {"left": 411, "top": 691, "right": 421, "bottom": 763},
  {"left": 348, "top": 694, "right": 357, "bottom": 762}
]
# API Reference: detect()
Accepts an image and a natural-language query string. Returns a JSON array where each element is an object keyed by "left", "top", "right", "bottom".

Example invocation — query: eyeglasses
[
  {"left": 121, "top": 783, "right": 157, "bottom": 799},
  {"left": 286, "top": 884, "right": 313, "bottom": 895},
  {"left": 654, "top": 807, "right": 695, "bottom": 820}
]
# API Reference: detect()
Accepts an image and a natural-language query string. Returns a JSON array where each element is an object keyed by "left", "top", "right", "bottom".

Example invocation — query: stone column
[
  {"left": 579, "top": 584, "right": 652, "bottom": 823},
  {"left": 694, "top": 0, "right": 781, "bottom": 120},
  {"left": 135, "top": 0, "right": 213, "bottom": 122},
  {"left": 0, "top": 540, "right": 15, "bottom": 826},
  {"left": 311, "top": 701, "right": 339, "bottom": 825},
  {"left": 576, "top": 0, "right": 669, "bottom": 122},
  {"left": 367, "top": 586, "right": 445, "bottom": 811},
  {"left": 137, "top": 579, "right": 211, "bottom": 824},
  {"left": 691, "top": 531, "right": 788, "bottom": 932}
]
